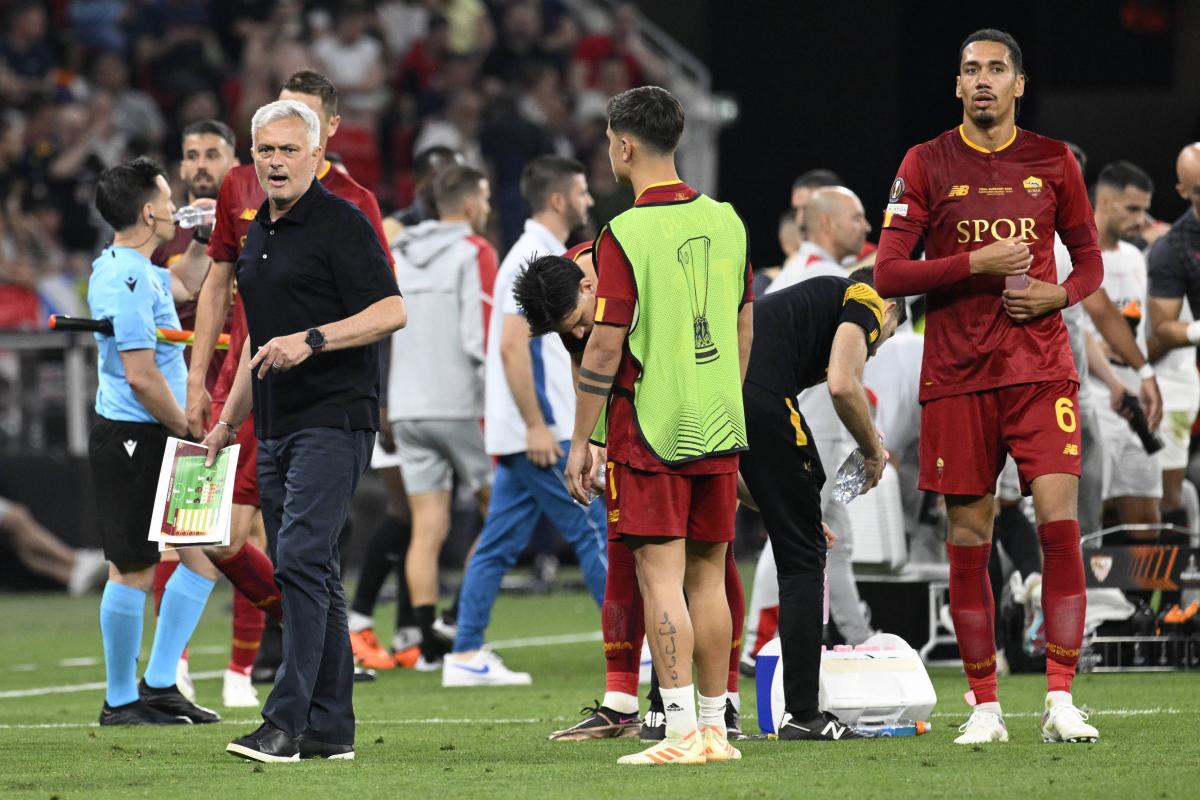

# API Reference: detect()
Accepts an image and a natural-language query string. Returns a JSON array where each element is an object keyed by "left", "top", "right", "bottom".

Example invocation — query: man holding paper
[
  {"left": 88, "top": 157, "right": 223, "bottom": 726},
  {"left": 201, "top": 100, "right": 406, "bottom": 763}
]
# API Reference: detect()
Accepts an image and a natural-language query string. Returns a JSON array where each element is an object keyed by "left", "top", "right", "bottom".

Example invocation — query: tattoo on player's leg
[{"left": 658, "top": 612, "right": 680, "bottom": 684}]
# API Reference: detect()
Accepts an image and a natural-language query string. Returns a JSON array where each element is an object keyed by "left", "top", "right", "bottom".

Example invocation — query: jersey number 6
[{"left": 1055, "top": 397, "right": 1077, "bottom": 433}]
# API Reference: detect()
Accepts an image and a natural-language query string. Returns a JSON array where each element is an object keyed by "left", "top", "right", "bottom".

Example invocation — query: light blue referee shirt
[{"left": 87, "top": 245, "right": 187, "bottom": 422}]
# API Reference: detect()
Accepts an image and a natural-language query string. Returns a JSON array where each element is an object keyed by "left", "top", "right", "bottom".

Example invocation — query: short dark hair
[
  {"left": 606, "top": 86, "right": 684, "bottom": 155},
  {"left": 433, "top": 164, "right": 487, "bottom": 213},
  {"left": 413, "top": 146, "right": 460, "bottom": 181},
  {"left": 792, "top": 169, "right": 843, "bottom": 192},
  {"left": 282, "top": 69, "right": 338, "bottom": 117},
  {"left": 1064, "top": 141, "right": 1088, "bottom": 176},
  {"left": 960, "top": 28, "right": 1025, "bottom": 76},
  {"left": 514, "top": 254, "right": 586, "bottom": 336},
  {"left": 1097, "top": 160, "right": 1154, "bottom": 194},
  {"left": 95, "top": 156, "right": 167, "bottom": 230},
  {"left": 181, "top": 118, "right": 236, "bottom": 150},
  {"left": 849, "top": 266, "right": 906, "bottom": 326},
  {"left": 520, "top": 155, "right": 586, "bottom": 214}
]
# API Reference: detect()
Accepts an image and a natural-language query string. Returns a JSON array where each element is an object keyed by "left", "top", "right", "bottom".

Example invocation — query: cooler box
[{"left": 756, "top": 633, "right": 937, "bottom": 733}]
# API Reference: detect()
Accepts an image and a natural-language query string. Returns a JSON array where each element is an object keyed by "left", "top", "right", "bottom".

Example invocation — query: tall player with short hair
[
  {"left": 876, "top": 29, "right": 1103, "bottom": 744},
  {"left": 187, "top": 70, "right": 395, "bottom": 684}
]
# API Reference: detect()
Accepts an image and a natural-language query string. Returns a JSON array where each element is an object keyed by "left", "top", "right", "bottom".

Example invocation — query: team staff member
[
  {"left": 203, "top": 101, "right": 405, "bottom": 763},
  {"left": 188, "top": 70, "right": 394, "bottom": 683},
  {"left": 89, "top": 157, "right": 221, "bottom": 726},
  {"left": 740, "top": 269, "right": 899, "bottom": 740},
  {"left": 876, "top": 29, "right": 1102, "bottom": 744},
  {"left": 565, "top": 86, "right": 753, "bottom": 766}
]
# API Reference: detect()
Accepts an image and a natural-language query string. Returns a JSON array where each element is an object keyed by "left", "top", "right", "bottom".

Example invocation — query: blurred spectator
[
  {"left": 0, "top": 2, "right": 57, "bottom": 106},
  {"left": 68, "top": 0, "right": 130, "bottom": 53},
  {"left": 481, "top": 0, "right": 554, "bottom": 85},
  {"left": 392, "top": 145, "right": 465, "bottom": 230},
  {"left": 569, "top": 2, "right": 663, "bottom": 91},
  {"left": 574, "top": 56, "right": 632, "bottom": 125},
  {"left": 396, "top": 13, "right": 452, "bottom": 113},
  {"left": 376, "top": 0, "right": 434, "bottom": 62},
  {"left": 90, "top": 51, "right": 167, "bottom": 151},
  {"left": 0, "top": 254, "right": 43, "bottom": 329},
  {"left": 584, "top": 141, "right": 631, "bottom": 231},
  {"left": 414, "top": 89, "right": 484, "bottom": 168},
  {"left": 0, "top": 495, "right": 108, "bottom": 594},
  {"left": 132, "top": 0, "right": 226, "bottom": 108},
  {"left": 312, "top": 2, "right": 390, "bottom": 129},
  {"left": 443, "top": 0, "right": 494, "bottom": 56},
  {"left": 231, "top": 0, "right": 312, "bottom": 135}
]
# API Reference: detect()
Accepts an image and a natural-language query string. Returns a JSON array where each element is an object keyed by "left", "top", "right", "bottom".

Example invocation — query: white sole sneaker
[
  {"left": 222, "top": 670, "right": 260, "bottom": 708},
  {"left": 954, "top": 710, "right": 1009, "bottom": 745}
]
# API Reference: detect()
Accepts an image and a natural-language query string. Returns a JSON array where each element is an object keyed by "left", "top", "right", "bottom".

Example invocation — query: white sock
[
  {"left": 726, "top": 691, "right": 740, "bottom": 713},
  {"left": 393, "top": 626, "right": 420, "bottom": 650},
  {"left": 602, "top": 691, "right": 639, "bottom": 716},
  {"left": 975, "top": 701, "right": 1003, "bottom": 716},
  {"left": 1046, "top": 690, "right": 1072, "bottom": 707},
  {"left": 659, "top": 685, "right": 697, "bottom": 736},
  {"left": 698, "top": 692, "right": 725, "bottom": 728},
  {"left": 348, "top": 611, "right": 373, "bottom": 633}
]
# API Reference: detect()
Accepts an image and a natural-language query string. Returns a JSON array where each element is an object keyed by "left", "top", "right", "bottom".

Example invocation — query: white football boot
[
  {"left": 954, "top": 708, "right": 1009, "bottom": 744},
  {"left": 1041, "top": 696, "right": 1099, "bottom": 743}
]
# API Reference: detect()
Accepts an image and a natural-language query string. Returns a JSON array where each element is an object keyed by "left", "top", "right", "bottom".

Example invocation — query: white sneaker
[
  {"left": 954, "top": 709, "right": 1009, "bottom": 745},
  {"left": 176, "top": 658, "right": 196, "bottom": 703},
  {"left": 1041, "top": 698, "right": 1099, "bottom": 743},
  {"left": 414, "top": 655, "right": 442, "bottom": 672},
  {"left": 442, "top": 650, "right": 532, "bottom": 687},
  {"left": 68, "top": 549, "right": 109, "bottom": 597},
  {"left": 222, "top": 669, "right": 260, "bottom": 708}
]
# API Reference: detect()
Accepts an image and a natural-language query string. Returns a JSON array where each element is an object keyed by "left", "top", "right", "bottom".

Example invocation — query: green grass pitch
[{"left": 1, "top": 578, "right": 1197, "bottom": 799}]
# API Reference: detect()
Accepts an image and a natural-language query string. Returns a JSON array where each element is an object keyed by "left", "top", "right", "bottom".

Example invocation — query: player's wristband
[
  {"left": 192, "top": 229, "right": 210, "bottom": 245},
  {"left": 1138, "top": 363, "right": 1156, "bottom": 380},
  {"left": 1187, "top": 320, "right": 1200, "bottom": 345}
]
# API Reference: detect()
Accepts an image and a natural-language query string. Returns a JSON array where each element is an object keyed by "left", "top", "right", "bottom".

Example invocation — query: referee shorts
[{"left": 89, "top": 416, "right": 169, "bottom": 565}]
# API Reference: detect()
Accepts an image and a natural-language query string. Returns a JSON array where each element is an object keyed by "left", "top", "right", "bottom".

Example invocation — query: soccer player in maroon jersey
[
  {"left": 875, "top": 29, "right": 1102, "bottom": 744},
  {"left": 185, "top": 70, "right": 395, "bottom": 687},
  {"left": 148, "top": 118, "right": 259, "bottom": 707}
]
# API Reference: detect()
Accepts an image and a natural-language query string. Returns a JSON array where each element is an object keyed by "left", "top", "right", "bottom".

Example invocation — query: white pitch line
[
  {"left": 930, "top": 707, "right": 1182, "bottom": 719},
  {"left": 0, "top": 631, "right": 603, "bottom": 700},
  {"left": 0, "top": 717, "right": 555, "bottom": 730}
]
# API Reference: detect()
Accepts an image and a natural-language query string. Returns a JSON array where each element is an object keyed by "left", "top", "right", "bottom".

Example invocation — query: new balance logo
[
  {"left": 947, "top": 184, "right": 970, "bottom": 197},
  {"left": 1063, "top": 443, "right": 1079, "bottom": 456},
  {"left": 665, "top": 703, "right": 684, "bottom": 712},
  {"left": 822, "top": 721, "right": 847, "bottom": 740},
  {"left": 123, "top": 439, "right": 137, "bottom": 457}
]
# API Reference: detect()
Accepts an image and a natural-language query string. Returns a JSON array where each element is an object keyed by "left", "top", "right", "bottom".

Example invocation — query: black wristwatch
[{"left": 305, "top": 327, "right": 327, "bottom": 354}]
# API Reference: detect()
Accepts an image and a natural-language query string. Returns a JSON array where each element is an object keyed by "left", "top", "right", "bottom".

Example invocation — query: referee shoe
[
  {"left": 138, "top": 679, "right": 220, "bottom": 724},
  {"left": 99, "top": 699, "right": 191, "bottom": 726}
]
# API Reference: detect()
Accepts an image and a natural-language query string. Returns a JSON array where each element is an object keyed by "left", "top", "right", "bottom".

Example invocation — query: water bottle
[
  {"left": 173, "top": 205, "right": 216, "bottom": 230},
  {"left": 832, "top": 435, "right": 883, "bottom": 505},
  {"left": 853, "top": 721, "right": 931, "bottom": 737}
]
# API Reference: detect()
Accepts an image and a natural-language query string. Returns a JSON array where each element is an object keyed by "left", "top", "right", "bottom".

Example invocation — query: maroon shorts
[
  {"left": 211, "top": 400, "right": 260, "bottom": 507},
  {"left": 605, "top": 461, "right": 737, "bottom": 542},
  {"left": 919, "top": 380, "right": 1081, "bottom": 497}
]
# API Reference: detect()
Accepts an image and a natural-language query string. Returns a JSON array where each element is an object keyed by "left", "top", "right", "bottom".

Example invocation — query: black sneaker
[
  {"left": 778, "top": 711, "right": 865, "bottom": 741},
  {"left": 547, "top": 702, "right": 639, "bottom": 741},
  {"left": 353, "top": 666, "right": 377, "bottom": 683},
  {"left": 639, "top": 705, "right": 665, "bottom": 742},
  {"left": 725, "top": 699, "right": 745, "bottom": 740},
  {"left": 298, "top": 736, "right": 355, "bottom": 760},
  {"left": 99, "top": 699, "right": 191, "bottom": 726},
  {"left": 138, "top": 679, "right": 220, "bottom": 724},
  {"left": 227, "top": 722, "right": 300, "bottom": 763}
]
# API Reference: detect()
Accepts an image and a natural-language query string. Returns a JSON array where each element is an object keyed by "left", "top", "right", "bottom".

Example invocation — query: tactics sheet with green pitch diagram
[{"left": 147, "top": 437, "right": 239, "bottom": 550}]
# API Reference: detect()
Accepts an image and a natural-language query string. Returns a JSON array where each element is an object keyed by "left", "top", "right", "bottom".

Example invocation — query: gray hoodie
[{"left": 387, "top": 219, "right": 490, "bottom": 420}]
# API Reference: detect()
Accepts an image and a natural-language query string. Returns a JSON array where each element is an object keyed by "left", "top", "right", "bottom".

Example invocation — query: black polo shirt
[
  {"left": 744, "top": 275, "right": 883, "bottom": 397},
  {"left": 1147, "top": 210, "right": 1200, "bottom": 314},
  {"left": 236, "top": 178, "right": 401, "bottom": 439}
]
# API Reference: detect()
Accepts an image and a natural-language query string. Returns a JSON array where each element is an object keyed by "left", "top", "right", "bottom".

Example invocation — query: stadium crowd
[{"left": 1, "top": 3, "right": 1198, "bottom": 763}]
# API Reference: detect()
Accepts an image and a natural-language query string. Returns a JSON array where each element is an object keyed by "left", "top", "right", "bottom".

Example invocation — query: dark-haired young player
[{"left": 875, "top": 29, "right": 1102, "bottom": 744}]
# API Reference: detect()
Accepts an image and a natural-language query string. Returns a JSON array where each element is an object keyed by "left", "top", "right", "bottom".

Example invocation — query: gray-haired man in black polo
[{"left": 201, "top": 99, "right": 406, "bottom": 763}]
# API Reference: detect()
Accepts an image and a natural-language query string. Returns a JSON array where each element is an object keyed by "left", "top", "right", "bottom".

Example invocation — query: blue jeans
[
  {"left": 257, "top": 426, "right": 373, "bottom": 745},
  {"left": 454, "top": 443, "right": 608, "bottom": 652}
]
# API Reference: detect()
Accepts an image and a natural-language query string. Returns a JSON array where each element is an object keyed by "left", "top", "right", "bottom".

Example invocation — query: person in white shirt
[
  {"left": 1084, "top": 161, "right": 1164, "bottom": 524},
  {"left": 443, "top": 155, "right": 608, "bottom": 687}
]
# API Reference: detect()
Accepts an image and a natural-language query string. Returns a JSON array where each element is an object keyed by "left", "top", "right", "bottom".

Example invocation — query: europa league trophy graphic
[{"left": 677, "top": 236, "right": 718, "bottom": 364}]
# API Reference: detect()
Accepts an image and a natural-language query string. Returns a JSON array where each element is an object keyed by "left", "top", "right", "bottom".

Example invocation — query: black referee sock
[{"left": 415, "top": 605, "right": 445, "bottom": 660}]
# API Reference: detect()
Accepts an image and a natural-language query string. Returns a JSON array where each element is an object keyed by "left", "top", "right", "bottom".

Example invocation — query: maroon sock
[
  {"left": 215, "top": 542, "right": 283, "bottom": 623},
  {"left": 1038, "top": 520, "right": 1086, "bottom": 694},
  {"left": 228, "top": 589, "right": 265, "bottom": 675},
  {"left": 948, "top": 542, "right": 998, "bottom": 704},
  {"left": 603, "top": 538, "right": 643, "bottom": 696},
  {"left": 725, "top": 545, "right": 745, "bottom": 694}
]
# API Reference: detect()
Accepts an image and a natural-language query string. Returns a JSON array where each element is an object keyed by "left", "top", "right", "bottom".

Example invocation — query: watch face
[{"left": 307, "top": 329, "right": 325, "bottom": 349}]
